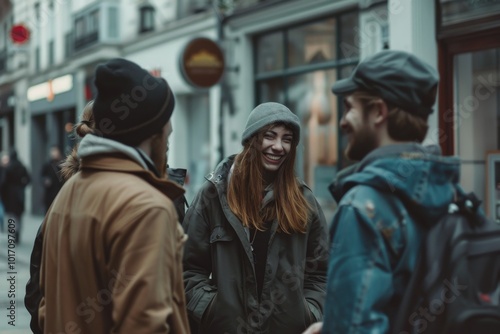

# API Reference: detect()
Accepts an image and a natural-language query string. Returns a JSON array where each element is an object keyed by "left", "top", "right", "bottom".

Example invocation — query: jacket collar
[
  {"left": 329, "top": 143, "right": 446, "bottom": 200},
  {"left": 205, "top": 155, "right": 235, "bottom": 193},
  {"left": 78, "top": 134, "right": 158, "bottom": 174},
  {"left": 81, "top": 153, "right": 185, "bottom": 202}
]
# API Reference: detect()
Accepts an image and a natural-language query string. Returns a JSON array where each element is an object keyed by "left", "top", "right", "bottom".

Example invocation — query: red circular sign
[{"left": 10, "top": 24, "right": 30, "bottom": 44}]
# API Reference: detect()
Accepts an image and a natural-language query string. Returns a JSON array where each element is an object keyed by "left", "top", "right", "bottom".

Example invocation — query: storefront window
[
  {"left": 256, "top": 32, "right": 284, "bottom": 73},
  {"left": 454, "top": 47, "right": 500, "bottom": 219},
  {"left": 339, "top": 11, "right": 359, "bottom": 59},
  {"left": 288, "top": 19, "right": 336, "bottom": 67},
  {"left": 257, "top": 78, "right": 285, "bottom": 104},
  {"left": 440, "top": 0, "right": 500, "bottom": 27},
  {"left": 254, "top": 11, "right": 359, "bottom": 219},
  {"left": 288, "top": 69, "right": 338, "bottom": 199}
]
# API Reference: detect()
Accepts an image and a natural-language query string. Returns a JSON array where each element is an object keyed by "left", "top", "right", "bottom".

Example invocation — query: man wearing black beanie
[{"left": 33, "top": 58, "right": 190, "bottom": 334}]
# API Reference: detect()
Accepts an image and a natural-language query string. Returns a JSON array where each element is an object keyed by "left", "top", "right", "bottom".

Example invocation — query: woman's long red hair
[{"left": 227, "top": 123, "right": 310, "bottom": 234}]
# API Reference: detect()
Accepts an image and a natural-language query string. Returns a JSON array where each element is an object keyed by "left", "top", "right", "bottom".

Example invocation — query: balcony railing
[
  {"left": 71, "top": 1, "right": 120, "bottom": 53},
  {"left": 74, "top": 31, "right": 99, "bottom": 52}
]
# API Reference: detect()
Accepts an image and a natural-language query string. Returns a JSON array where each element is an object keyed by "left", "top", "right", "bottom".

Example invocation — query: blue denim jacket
[{"left": 322, "top": 144, "right": 461, "bottom": 334}]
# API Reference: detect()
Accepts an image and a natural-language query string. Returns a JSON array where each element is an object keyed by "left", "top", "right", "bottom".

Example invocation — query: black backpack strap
[
  {"left": 387, "top": 188, "right": 431, "bottom": 334},
  {"left": 392, "top": 253, "right": 426, "bottom": 334}
]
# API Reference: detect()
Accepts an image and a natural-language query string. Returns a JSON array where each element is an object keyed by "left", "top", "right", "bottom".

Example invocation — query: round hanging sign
[
  {"left": 180, "top": 37, "right": 225, "bottom": 88},
  {"left": 10, "top": 24, "right": 30, "bottom": 44}
]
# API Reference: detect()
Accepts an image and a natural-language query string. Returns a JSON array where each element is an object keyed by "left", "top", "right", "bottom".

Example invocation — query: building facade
[
  {"left": 217, "top": 0, "right": 500, "bottom": 222},
  {"left": 435, "top": 0, "right": 500, "bottom": 222},
  {"left": 0, "top": 0, "right": 218, "bottom": 213},
  {"left": 1, "top": 0, "right": 499, "bottom": 221}
]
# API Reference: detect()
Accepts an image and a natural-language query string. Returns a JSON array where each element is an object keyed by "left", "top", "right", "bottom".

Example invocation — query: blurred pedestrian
[
  {"left": 0, "top": 149, "right": 30, "bottom": 243},
  {"left": 183, "top": 102, "right": 329, "bottom": 334},
  {"left": 40, "top": 145, "right": 64, "bottom": 212},
  {"left": 303, "top": 50, "right": 465, "bottom": 334},
  {"left": 34, "top": 58, "right": 189, "bottom": 334}
]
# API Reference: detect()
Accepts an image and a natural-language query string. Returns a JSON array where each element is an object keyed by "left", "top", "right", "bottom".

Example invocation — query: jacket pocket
[
  {"left": 187, "top": 285, "right": 217, "bottom": 323},
  {"left": 209, "top": 226, "right": 233, "bottom": 243},
  {"left": 201, "top": 290, "right": 218, "bottom": 327},
  {"left": 307, "top": 299, "right": 322, "bottom": 323}
]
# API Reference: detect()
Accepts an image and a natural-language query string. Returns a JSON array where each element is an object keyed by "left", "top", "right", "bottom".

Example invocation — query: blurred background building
[{"left": 0, "top": 0, "right": 499, "bottom": 222}]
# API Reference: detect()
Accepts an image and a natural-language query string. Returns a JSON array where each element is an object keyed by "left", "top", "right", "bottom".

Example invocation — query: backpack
[{"left": 393, "top": 192, "right": 500, "bottom": 334}]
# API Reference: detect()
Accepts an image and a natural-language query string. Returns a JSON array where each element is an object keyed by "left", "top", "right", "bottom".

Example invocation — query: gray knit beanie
[{"left": 241, "top": 102, "right": 301, "bottom": 145}]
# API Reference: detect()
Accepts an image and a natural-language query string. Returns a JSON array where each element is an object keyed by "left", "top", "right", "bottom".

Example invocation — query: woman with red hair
[{"left": 183, "top": 102, "right": 328, "bottom": 334}]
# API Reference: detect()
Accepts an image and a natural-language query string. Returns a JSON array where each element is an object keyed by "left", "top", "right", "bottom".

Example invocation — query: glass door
[{"left": 453, "top": 48, "right": 500, "bottom": 219}]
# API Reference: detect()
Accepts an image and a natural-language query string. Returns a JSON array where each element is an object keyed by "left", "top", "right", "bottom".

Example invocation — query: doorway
[{"left": 439, "top": 28, "right": 500, "bottom": 220}]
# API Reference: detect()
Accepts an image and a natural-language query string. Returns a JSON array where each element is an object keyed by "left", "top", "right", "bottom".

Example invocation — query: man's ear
[{"left": 372, "top": 99, "right": 389, "bottom": 125}]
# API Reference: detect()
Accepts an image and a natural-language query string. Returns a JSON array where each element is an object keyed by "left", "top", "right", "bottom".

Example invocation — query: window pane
[
  {"left": 288, "top": 18, "right": 336, "bottom": 68},
  {"left": 34, "top": 2, "right": 40, "bottom": 21},
  {"left": 48, "top": 40, "right": 54, "bottom": 65},
  {"left": 89, "top": 10, "right": 99, "bottom": 33},
  {"left": 256, "top": 32, "right": 284, "bottom": 73},
  {"left": 75, "top": 17, "right": 85, "bottom": 39},
  {"left": 257, "top": 78, "right": 285, "bottom": 104},
  {"left": 145, "top": 11, "right": 154, "bottom": 30},
  {"left": 340, "top": 11, "right": 359, "bottom": 59},
  {"left": 287, "top": 70, "right": 338, "bottom": 194},
  {"left": 2, "top": 23, "right": 7, "bottom": 50},
  {"left": 35, "top": 47, "right": 40, "bottom": 71},
  {"left": 49, "top": 3, "right": 55, "bottom": 39},
  {"left": 108, "top": 7, "right": 118, "bottom": 38},
  {"left": 454, "top": 48, "right": 500, "bottom": 218}
]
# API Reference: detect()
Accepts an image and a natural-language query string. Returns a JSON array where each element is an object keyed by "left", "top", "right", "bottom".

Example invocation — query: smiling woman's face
[{"left": 259, "top": 124, "right": 293, "bottom": 174}]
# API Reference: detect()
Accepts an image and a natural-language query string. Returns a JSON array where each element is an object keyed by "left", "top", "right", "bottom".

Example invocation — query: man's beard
[
  {"left": 345, "top": 125, "right": 378, "bottom": 161},
  {"left": 150, "top": 135, "right": 168, "bottom": 179}
]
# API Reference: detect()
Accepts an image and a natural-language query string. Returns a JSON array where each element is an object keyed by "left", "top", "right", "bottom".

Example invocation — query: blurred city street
[
  {"left": 0, "top": 214, "right": 44, "bottom": 333},
  {"left": 0, "top": 0, "right": 499, "bottom": 331}
]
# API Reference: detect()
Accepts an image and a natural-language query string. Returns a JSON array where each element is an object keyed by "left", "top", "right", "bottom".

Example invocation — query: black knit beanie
[{"left": 93, "top": 58, "right": 175, "bottom": 145}]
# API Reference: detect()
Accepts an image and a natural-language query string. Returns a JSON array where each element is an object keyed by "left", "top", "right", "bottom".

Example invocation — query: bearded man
[
  {"left": 34, "top": 58, "right": 189, "bottom": 334},
  {"left": 304, "top": 50, "right": 464, "bottom": 334}
]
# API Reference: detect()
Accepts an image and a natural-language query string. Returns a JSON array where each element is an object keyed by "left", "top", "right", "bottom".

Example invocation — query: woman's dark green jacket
[{"left": 183, "top": 155, "right": 329, "bottom": 334}]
